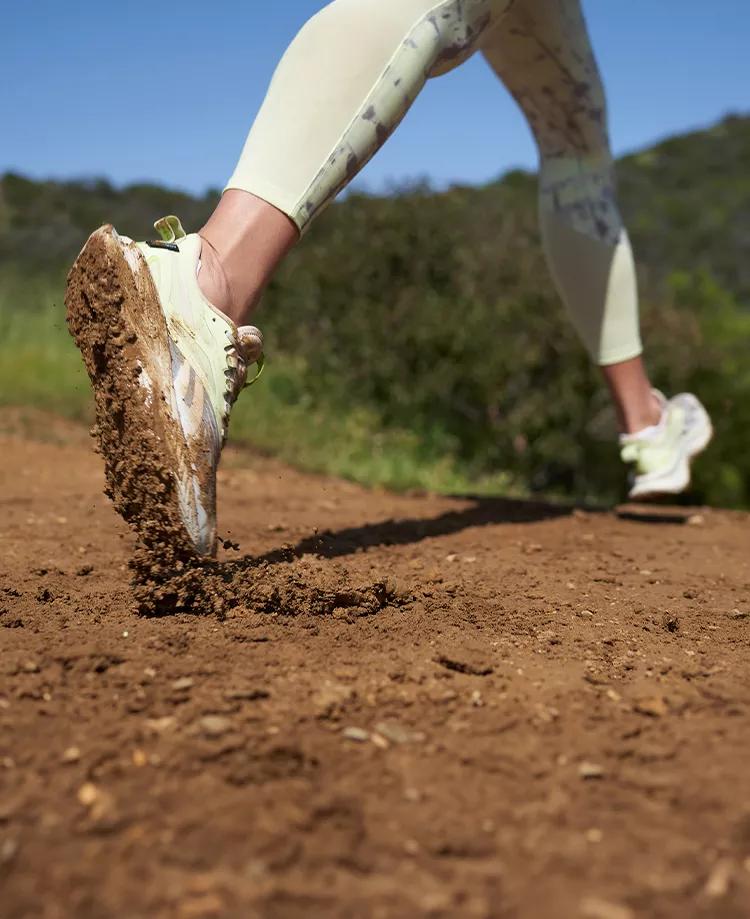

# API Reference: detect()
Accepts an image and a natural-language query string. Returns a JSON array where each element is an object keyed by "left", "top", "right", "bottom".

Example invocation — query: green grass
[{"left": 0, "top": 279, "right": 521, "bottom": 498}]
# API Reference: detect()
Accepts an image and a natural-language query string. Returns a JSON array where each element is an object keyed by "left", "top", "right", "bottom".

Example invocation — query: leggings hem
[
  {"left": 595, "top": 344, "right": 643, "bottom": 367},
  {"left": 224, "top": 176, "right": 305, "bottom": 231}
]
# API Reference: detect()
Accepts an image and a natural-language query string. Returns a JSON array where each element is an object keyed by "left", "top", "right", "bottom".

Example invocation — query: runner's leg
[
  {"left": 199, "top": 0, "right": 514, "bottom": 323},
  {"left": 480, "top": 0, "right": 661, "bottom": 432}
]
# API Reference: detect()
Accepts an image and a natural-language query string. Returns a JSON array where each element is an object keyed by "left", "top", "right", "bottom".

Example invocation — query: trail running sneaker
[
  {"left": 65, "top": 215, "right": 263, "bottom": 557},
  {"left": 619, "top": 391, "right": 713, "bottom": 500}
]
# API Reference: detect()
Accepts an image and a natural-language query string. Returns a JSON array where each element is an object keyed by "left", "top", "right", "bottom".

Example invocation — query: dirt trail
[{"left": 2, "top": 411, "right": 750, "bottom": 919}]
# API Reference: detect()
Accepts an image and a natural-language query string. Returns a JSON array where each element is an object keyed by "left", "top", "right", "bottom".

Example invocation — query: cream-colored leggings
[{"left": 227, "top": 0, "right": 641, "bottom": 366}]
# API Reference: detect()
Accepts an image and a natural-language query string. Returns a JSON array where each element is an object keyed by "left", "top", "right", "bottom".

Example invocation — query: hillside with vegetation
[{"left": 1, "top": 114, "right": 748, "bottom": 506}]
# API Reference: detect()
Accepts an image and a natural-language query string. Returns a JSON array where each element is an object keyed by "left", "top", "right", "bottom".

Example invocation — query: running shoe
[
  {"left": 619, "top": 390, "right": 713, "bottom": 500},
  {"left": 65, "top": 215, "right": 263, "bottom": 557}
]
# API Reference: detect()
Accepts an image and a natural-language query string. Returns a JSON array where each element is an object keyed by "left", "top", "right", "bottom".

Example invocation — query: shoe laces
[{"left": 222, "top": 325, "right": 264, "bottom": 422}]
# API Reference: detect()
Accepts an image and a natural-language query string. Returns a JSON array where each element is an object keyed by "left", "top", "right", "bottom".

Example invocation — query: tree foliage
[{"left": 1, "top": 115, "right": 748, "bottom": 506}]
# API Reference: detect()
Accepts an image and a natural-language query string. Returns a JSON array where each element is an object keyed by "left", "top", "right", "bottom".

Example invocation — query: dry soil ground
[{"left": 2, "top": 410, "right": 750, "bottom": 919}]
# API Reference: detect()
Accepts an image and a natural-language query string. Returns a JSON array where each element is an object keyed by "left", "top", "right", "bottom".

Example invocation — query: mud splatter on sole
[{"left": 65, "top": 226, "right": 196, "bottom": 563}]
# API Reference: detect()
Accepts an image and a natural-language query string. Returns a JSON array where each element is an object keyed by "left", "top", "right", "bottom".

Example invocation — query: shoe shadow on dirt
[
  {"left": 240, "top": 496, "right": 696, "bottom": 569},
  {"left": 246, "top": 494, "right": 575, "bottom": 568}
]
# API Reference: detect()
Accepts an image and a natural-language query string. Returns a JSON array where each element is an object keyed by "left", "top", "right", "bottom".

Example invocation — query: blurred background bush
[{"left": 1, "top": 115, "right": 748, "bottom": 506}]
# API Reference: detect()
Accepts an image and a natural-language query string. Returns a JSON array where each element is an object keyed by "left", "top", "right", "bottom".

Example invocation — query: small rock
[
  {"left": 0, "top": 838, "right": 19, "bottom": 866},
  {"left": 62, "top": 746, "right": 81, "bottom": 764},
  {"left": 580, "top": 896, "right": 633, "bottom": 919},
  {"left": 704, "top": 858, "right": 734, "bottom": 898},
  {"left": 577, "top": 609, "right": 594, "bottom": 619},
  {"left": 585, "top": 828, "right": 603, "bottom": 843},
  {"left": 687, "top": 514, "right": 705, "bottom": 526},
  {"left": 579, "top": 761, "right": 606, "bottom": 780},
  {"left": 199, "top": 716, "right": 232, "bottom": 738},
  {"left": 132, "top": 749, "right": 148, "bottom": 767},
  {"left": 146, "top": 716, "right": 176, "bottom": 734},
  {"left": 171, "top": 677, "right": 194, "bottom": 692},
  {"left": 77, "top": 782, "right": 99, "bottom": 807},
  {"left": 179, "top": 893, "right": 225, "bottom": 918},
  {"left": 313, "top": 682, "right": 354, "bottom": 718},
  {"left": 730, "top": 609, "right": 749, "bottom": 620},
  {"left": 224, "top": 688, "right": 269, "bottom": 701},
  {"left": 633, "top": 695, "right": 669, "bottom": 718},
  {"left": 374, "top": 721, "right": 424, "bottom": 745},
  {"left": 342, "top": 727, "right": 369, "bottom": 743}
]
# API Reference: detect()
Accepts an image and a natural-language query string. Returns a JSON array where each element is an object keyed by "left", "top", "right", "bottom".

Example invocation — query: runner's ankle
[{"left": 196, "top": 236, "right": 240, "bottom": 323}]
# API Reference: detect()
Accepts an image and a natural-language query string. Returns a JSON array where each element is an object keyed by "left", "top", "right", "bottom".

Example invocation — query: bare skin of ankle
[
  {"left": 198, "top": 189, "right": 299, "bottom": 326},
  {"left": 601, "top": 356, "right": 663, "bottom": 434}
]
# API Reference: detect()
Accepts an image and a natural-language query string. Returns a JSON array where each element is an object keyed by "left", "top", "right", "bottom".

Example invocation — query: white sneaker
[
  {"left": 620, "top": 390, "right": 713, "bottom": 500},
  {"left": 66, "top": 215, "right": 263, "bottom": 557}
]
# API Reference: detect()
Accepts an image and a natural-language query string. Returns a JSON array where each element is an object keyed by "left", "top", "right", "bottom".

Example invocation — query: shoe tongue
[
  {"left": 154, "top": 215, "right": 187, "bottom": 243},
  {"left": 236, "top": 325, "right": 264, "bottom": 364}
]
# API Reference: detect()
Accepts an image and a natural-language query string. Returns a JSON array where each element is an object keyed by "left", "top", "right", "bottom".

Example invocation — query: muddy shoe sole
[{"left": 65, "top": 225, "right": 197, "bottom": 559}]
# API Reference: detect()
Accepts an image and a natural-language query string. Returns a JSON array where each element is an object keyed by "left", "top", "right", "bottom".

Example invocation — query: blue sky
[{"left": 2, "top": 1, "right": 747, "bottom": 195}]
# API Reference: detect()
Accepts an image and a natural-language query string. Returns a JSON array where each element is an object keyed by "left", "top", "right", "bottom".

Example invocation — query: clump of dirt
[
  {"left": 65, "top": 227, "right": 198, "bottom": 562},
  {"left": 130, "top": 547, "right": 407, "bottom": 619}
]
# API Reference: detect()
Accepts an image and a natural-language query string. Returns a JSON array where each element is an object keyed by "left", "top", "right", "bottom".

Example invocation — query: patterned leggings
[{"left": 227, "top": 0, "right": 641, "bottom": 365}]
